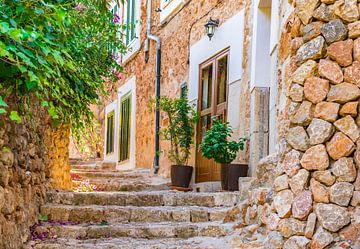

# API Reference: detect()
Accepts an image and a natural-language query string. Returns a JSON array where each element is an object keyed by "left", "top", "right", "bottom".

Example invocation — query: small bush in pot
[
  {"left": 157, "top": 94, "right": 198, "bottom": 189},
  {"left": 200, "top": 117, "right": 247, "bottom": 191}
]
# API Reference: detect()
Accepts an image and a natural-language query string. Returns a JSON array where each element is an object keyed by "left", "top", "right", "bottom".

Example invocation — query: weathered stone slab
[
  {"left": 283, "top": 150, "right": 302, "bottom": 177},
  {"left": 327, "top": 83, "right": 360, "bottom": 104},
  {"left": 302, "top": 22, "right": 323, "bottom": 43},
  {"left": 318, "top": 59, "right": 343, "bottom": 84},
  {"left": 334, "top": 0, "right": 359, "bottom": 23},
  {"left": 292, "top": 60, "right": 317, "bottom": 84},
  {"left": 331, "top": 157, "right": 357, "bottom": 182},
  {"left": 289, "top": 84, "right": 304, "bottom": 102},
  {"left": 292, "top": 191, "right": 312, "bottom": 220},
  {"left": 307, "top": 118, "right": 334, "bottom": 145},
  {"left": 313, "top": 170, "right": 336, "bottom": 186},
  {"left": 344, "top": 61, "right": 360, "bottom": 86},
  {"left": 287, "top": 126, "right": 310, "bottom": 151},
  {"left": 315, "top": 203, "right": 351, "bottom": 232},
  {"left": 283, "top": 236, "right": 309, "bottom": 249},
  {"left": 278, "top": 218, "right": 306, "bottom": 238},
  {"left": 290, "top": 101, "right": 314, "bottom": 126},
  {"left": 300, "top": 144, "right": 329, "bottom": 171},
  {"left": 330, "top": 182, "right": 354, "bottom": 206},
  {"left": 289, "top": 169, "right": 310, "bottom": 195},
  {"left": 321, "top": 19, "right": 348, "bottom": 44},
  {"left": 314, "top": 102, "right": 340, "bottom": 122},
  {"left": 326, "top": 132, "right": 355, "bottom": 160},
  {"left": 313, "top": 3, "right": 335, "bottom": 22},
  {"left": 304, "top": 77, "right": 330, "bottom": 104},
  {"left": 354, "top": 38, "right": 360, "bottom": 61},
  {"left": 310, "top": 178, "right": 330, "bottom": 203},
  {"left": 349, "top": 20, "right": 360, "bottom": 38},
  {"left": 274, "top": 190, "right": 294, "bottom": 218},
  {"left": 274, "top": 174, "right": 289, "bottom": 192},
  {"left": 305, "top": 213, "right": 317, "bottom": 239},
  {"left": 334, "top": 115, "right": 360, "bottom": 142},
  {"left": 295, "top": 36, "right": 326, "bottom": 65},
  {"left": 310, "top": 227, "right": 333, "bottom": 249},
  {"left": 295, "top": 0, "right": 321, "bottom": 24},
  {"left": 327, "top": 39, "right": 353, "bottom": 67},
  {"left": 339, "top": 101, "right": 358, "bottom": 117}
]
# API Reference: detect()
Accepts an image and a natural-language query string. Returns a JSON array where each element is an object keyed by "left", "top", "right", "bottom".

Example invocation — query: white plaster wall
[
  {"left": 189, "top": 10, "right": 245, "bottom": 130},
  {"left": 250, "top": 4, "right": 271, "bottom": 90},
  {"left": 104, "top": 101, "right": 119, "bottom": 162},
  {"left": 117, "top": 76, "right": 137, "bottom": 170}
]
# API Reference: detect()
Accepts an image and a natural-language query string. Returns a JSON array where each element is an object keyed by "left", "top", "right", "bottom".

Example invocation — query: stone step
[
  {"left": 72, "top": 178, "right": 171, "bottom": 192},
  {"left": 70, "top": 170, "right": 148, "bottom": 179},
  {"left": 46, "top": 191, "right": 239, "bottom": 207},
  {"left": 33, "top": 221, "right": 236, "bottom": 240},
  {"left": 40, "top": 204, "right": 231, "bottom": 223},
  {"left": 28, "top": 236, "right": 233, "bottom": 249}
]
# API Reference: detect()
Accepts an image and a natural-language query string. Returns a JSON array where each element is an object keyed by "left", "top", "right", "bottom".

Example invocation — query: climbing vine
[{"left": 0, "top": 0, "right": 126, "bottom": 131}]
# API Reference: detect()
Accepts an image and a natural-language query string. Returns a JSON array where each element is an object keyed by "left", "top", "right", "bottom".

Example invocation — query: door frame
[
  {"left": 116, "top": 76, "right": 137, "bottom": 170},
  {"left": 195, "top": 48, "right": 230, "bottom": 183}
]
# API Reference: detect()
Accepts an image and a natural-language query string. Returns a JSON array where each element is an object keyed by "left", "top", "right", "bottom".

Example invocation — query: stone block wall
[
  {"left": 254, "top": 0, "right": 360, "bottom": 248},
  {"left": 0, "top": 95, "right": 71, "bottom": 249}
]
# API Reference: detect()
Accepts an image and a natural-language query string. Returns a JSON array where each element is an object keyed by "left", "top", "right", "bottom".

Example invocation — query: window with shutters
[
  {"left": 119, "top": 94, "right": 132, "bottom": 162},
  {"left": 124, "top": 0, "right": 136, "bottom": 46},
  {"left": 106, "top": 112, "right": 115, "bottom": 154}
]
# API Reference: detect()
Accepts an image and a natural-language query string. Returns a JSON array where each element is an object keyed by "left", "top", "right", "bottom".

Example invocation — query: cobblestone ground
[{"left": 25, "top": 162, "right": 241, "bottom": 249}]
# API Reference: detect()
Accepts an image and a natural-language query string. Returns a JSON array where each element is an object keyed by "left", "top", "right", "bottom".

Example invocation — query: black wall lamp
[{"left": 205, "top": 18, "right": 219, "bottom": 41}]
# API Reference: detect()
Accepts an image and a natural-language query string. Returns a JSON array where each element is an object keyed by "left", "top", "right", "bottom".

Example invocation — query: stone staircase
[{"left": 27, "top": 162, "right": 241, "bottom": 249}]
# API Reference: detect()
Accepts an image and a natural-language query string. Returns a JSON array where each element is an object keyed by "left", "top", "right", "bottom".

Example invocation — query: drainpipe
[{"left": 145, "top": 0, "right": 161, "bottom": 174}]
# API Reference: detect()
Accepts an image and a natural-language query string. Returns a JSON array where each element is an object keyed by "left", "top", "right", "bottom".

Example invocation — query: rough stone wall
[
  {"left": 0, "top": 95, "right": 71, "bottom": 249},
  {"left": 238, "top": 0, "right": 360, "bottom": 248},
  {"left": 103, "top": 0, "right": 249, "bottom": 176}
]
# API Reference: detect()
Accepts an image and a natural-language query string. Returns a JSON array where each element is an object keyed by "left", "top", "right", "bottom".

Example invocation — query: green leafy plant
[
  {"left": 0, "top": 0, "right": 126, "bottom": 132},
  {"left": 38, "top": 214, "right": 48, "bottom": 222},
  {"left": 157, "top": 94, "right": 198, "bottom": 166},
  {"left": 200, "top": 117, "right": 246, "bottom": 164}
]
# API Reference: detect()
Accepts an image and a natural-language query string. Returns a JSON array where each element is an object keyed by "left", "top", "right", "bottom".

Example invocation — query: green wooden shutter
[
  {"left": 119, "top": 95, "right": 131, "bottom": 162},
  {"left": 125, "top": 0, "right": 136, "bottom": 45},
  {"left": 106, "top": 112, "right": 115, "bottom": 154}
]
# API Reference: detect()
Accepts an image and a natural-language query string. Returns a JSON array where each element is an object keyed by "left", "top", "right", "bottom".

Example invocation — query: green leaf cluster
[
  {"left": 157, "top": 94, "right": 199, "bottom": 166},
  {"left": 0, "top": 0, "right": 126, "bottom": 130},
  {"left": 200, "top": 118, "right": 247, "bottom": 164}
]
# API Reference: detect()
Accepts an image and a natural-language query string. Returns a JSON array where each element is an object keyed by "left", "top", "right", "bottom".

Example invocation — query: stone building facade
[{"left": 101, "top": 0, "right": 284, "bottom": 181}]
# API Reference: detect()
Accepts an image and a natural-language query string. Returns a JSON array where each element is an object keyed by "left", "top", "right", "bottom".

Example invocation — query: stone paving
[{"left": 27, "top": 162, "right": 241, "bottom": 248}]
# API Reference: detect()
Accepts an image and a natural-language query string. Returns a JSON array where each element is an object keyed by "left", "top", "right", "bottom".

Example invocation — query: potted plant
[
  {"left": 200, "top": 117, "right": 247, "bottom": 191},
  {"left": 157, "top": 95, "right": 198, "bottom": 190}
]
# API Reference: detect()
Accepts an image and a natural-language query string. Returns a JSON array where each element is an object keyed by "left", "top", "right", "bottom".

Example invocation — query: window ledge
[
  {"left": 159, "top": 0, "right": 190, "bottom": 27},
  {"left": 122, "top": 38, "right": 141, "bottom": 64}
]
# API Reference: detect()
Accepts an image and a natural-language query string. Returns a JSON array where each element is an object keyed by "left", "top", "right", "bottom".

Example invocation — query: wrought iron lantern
[{"left": 205, "top": 18, "right": 219, "bottom": 41}]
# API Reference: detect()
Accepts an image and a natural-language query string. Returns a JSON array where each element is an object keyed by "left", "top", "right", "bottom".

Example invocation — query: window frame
[{"left": 106, "top": 111, "right": 115, "bottom": 155}]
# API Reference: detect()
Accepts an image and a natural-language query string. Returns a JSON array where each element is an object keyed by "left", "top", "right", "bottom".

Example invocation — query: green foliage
[
  {"left": 0, "top": 0, "right": 126, "bottom": 130},
  {"left": 201, "top": 117, "right": 247, "bottom": 164},
  {"left": 38, "top": 213, "right": 48, "bottom": 222},
  {"left": 157, "top": 94, "right": 198, "bottom": 166}
]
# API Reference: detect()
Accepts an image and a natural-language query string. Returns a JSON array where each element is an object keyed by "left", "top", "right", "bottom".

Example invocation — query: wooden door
[{"left": 195, "top": 49, "right": 229, "bottom": 183}]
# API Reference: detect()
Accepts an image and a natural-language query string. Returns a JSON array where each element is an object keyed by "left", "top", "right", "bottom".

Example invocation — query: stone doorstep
[
  {"left": 28, "top": 236, "right": 233, "bottom": 249},
  {"left": 34, "top": 221, "right": 236, "bottom": 240},
  {"left": 46, "top": 191, "right": 239, "bottom": 208},
  {"left": 40, "top": 204, "right": 232, "bottom": 223}
]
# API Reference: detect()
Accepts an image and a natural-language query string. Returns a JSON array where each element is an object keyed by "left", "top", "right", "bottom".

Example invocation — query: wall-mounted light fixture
[{"left": 205, "top": 18, "right": 219, "bottom": 41}]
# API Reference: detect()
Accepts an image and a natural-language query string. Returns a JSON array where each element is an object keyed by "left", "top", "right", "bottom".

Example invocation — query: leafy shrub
[
  {"left": 157, "top": 95, "right": 198, "bottom": 165},
  {"left": 201, "top": 118, "right": 246, "bottom": 164}
]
